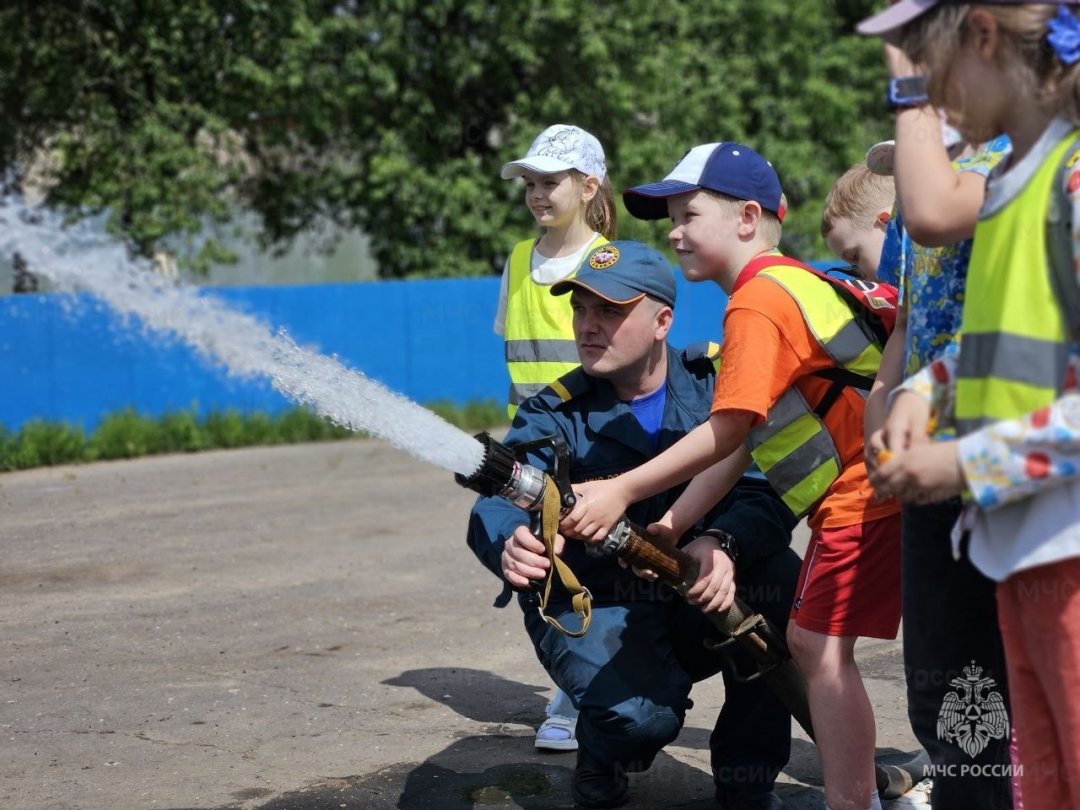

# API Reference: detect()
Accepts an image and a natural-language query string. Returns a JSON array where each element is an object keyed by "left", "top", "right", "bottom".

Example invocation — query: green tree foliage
[{"left": 0, "top": 0, "right": 890, "bottom": 278}]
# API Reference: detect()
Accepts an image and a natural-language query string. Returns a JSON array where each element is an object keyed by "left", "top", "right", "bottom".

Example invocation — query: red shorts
[{"left": 790, "top": 513, "right": 901, "bottom": 639}]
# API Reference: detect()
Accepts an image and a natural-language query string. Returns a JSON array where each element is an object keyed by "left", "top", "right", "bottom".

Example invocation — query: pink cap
[
  {"left": 858, "top": 0, "right": 1080, "bottom": 43},
  {"left": 856, "top": 0, "right": 942, "bottom": 41}
]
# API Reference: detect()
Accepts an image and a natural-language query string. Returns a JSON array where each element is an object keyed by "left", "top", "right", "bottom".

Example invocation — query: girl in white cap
[
  {"left": 859, "top": 4, "right": 1080, "bottom": 808},
  {"left": 494, "top": 124, "right": 616, "bottom": 752},
  {"left": 495, "top": 124, "right": 617, "bottom": 419}
]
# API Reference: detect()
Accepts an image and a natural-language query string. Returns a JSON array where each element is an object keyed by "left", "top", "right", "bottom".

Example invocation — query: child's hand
[
  {"left": 882, "top": 391, "right": 933, "bottom": 454},
  {"left": 883, "top": 41, "right": 918, "bottom": 78},
  {"left": 865, "top": 427, "right": 888, "bottom": 473},
  {"left": 868, "top": 441, "right": 967, "bottom": 504},
  {"left": 559, "top": 478, "right": 632, "bottom": 543},
  {"left": 644, "top": 517, "right": 679, "bottom": 547}
]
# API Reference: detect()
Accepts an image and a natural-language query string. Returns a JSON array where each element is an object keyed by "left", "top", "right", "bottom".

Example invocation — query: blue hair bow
[{"left": 1048, "top": 5, "right": 1080, "bottom": 66}]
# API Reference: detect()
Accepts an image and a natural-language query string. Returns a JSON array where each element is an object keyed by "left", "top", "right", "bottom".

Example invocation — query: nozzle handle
[{"left": 616, "top": 520, "right": 699, "bottom": 593}]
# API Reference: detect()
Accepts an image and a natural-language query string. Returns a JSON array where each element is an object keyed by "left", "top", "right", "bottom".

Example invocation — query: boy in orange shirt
[{"left": 561, "top": 143, "right": 901, "bottom": 810}]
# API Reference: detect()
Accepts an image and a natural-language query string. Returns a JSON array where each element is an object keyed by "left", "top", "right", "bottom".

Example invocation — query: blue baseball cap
[
  {"left": 551, "top": 241, "right": 676, "bottom": 308},
  {"left": 624, "top": 142, "right": 785, "bottom": 222}
]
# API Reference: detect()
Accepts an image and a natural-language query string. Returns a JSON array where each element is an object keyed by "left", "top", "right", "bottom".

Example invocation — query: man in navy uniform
[{"left": 466, "top": 240, "right": 800, "bottom": 810}]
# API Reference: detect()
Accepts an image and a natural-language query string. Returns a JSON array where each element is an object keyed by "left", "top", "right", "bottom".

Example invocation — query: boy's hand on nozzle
[
  {"left": 682, "top": 534, "right": 736, "bottom": 614},
  {"left": 559, "top": 478, "right": 631, "bottom": 543},
  {"left": 501, "top": 525, "right": 564, "bottom": 590},
  {"left": 867, "top": 441, "right": 966, "bottom": 504},
  {"left": 646, "top": 515, "right": 680, "bottom": 547},
  {"left": 619, "top": 556, "right": 660, "bottom": 580}
]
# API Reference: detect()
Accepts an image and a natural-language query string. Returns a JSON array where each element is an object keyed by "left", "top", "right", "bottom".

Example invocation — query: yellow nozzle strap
[{"left": 537, "top": 474, "right": 592, "bottom": 638}]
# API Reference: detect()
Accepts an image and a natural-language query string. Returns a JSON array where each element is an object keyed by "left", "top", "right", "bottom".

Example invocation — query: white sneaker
[
  {"left": 886, "top": 778, "right": 933, "bottom": 809},
  {"left": 535, "top": 714, "right": 578, "bottom": 751}
]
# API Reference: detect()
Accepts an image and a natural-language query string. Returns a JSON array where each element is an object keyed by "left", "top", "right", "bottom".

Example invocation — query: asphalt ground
[{"left": 1, "top": 439, "right": 921, "bottom": 810}]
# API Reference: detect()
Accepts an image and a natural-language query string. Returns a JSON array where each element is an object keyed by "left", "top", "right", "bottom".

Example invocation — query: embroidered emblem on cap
[{"left": 589, "top": 246, "right": 620, "bottom": 270}]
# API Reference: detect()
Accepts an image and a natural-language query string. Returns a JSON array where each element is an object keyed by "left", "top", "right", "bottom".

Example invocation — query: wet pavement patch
[{"left": 460, "top": 764, "right": 557, "bottom": 804}]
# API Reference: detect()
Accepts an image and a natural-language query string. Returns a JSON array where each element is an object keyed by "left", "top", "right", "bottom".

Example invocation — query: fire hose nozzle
[{"left": 455, "top": 432, "right": 548, "bottom": 512}]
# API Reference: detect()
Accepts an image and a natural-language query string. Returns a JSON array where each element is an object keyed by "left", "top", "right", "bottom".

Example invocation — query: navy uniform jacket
[{"left": 466, "top": 343, "right": 798, "bottom": 608}]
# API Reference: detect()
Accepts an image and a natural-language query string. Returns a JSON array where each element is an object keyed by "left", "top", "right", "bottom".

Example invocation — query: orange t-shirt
[{"left": 712, "top": 272, "right": 899, "bottom": 532}]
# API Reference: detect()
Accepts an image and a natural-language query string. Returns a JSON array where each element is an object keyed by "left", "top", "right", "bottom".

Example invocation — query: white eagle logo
[{"left": 936, "top": 661, "right": 1010, "bottom": 759}]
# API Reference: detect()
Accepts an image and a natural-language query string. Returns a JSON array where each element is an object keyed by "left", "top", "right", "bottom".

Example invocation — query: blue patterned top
[{"left": 876, "top": 135, "right": 1013, "bottom": 377}]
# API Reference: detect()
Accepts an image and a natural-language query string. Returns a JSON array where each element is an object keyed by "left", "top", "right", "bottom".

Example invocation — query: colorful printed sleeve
[
  {"left": 958, "top": 383, "right": 1080, "bottom": 509},
  {"left": 891, "top": 350, "right": 959, "bottom": 436},
  {"left": 955, "top": 135, "right": 1012, "bottom": 178},
  {"left": 955, "top": 156, "right": 1080, "bottom": 509}
]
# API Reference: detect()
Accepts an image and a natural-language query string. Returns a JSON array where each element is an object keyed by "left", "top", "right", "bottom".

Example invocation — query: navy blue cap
[
  {"left": 551, "top": 241, "right": 676, "bottom": 308},
  {"left": 624, "top": 142, "right": 785, "bottom": 222}
]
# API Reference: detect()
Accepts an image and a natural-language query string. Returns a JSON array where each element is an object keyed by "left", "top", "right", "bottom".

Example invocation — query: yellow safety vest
[
  {"left": 954, "top": 131, "right": 1078, "bottom": 434},
  {"left": 504, "top": 234, "right": 607, "bottom": 418},
  {"left": 742, "top": 259, "right": 885, "bottom": 517}
]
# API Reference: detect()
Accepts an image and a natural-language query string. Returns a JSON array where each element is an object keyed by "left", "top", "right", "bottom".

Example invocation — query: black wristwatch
[
  {"left": 886, "top": 75, "right": 929, "bottom": 112},
  {"left": 701, "top": 528, "right": 740, "bottom": 565}
]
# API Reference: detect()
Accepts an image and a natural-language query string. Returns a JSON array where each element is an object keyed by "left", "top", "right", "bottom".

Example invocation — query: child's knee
[
  {"left": 787, "top": 624, "right": 856, "bottom": 674},
  {"left": 786, "top": 622, "right": 816, "bottom": 661}
]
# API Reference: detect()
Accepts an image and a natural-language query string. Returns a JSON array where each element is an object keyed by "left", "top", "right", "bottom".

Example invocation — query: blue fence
[{"left": 1, "top": 273, "right": 729, "bottom": 432}]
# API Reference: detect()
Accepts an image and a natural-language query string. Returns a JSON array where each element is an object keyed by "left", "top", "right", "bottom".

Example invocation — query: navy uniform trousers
[{"left": 521, "top": 548, "right": 801, "bottom": 798}]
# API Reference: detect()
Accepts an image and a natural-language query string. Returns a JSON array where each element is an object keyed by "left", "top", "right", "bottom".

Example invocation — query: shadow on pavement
[
  {"left": 234, "top": 667, "right": 737, "bottom": 809},
  {"left": 382, "top": 666, "right": 550, "bottom": 727},
  {"left": 226, "top": 668, "right": 892, "bottom": 809},
  {"left": 243, "top": 740, "right": 731, "bottom": 809}
]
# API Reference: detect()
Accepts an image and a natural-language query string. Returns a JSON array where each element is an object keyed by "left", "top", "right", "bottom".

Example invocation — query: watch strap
[
  {"left": 886, "top": 75, "right": 930, "bottom": 111},
  {"left": 700, "top": 528, "right": 740, "bottom": 565}
]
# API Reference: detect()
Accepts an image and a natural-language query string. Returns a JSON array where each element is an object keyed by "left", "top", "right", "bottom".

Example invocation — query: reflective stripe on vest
[
  {"left": 747, "top": 387, "right": 843, "bottom": 518},
  {"left": 504, "top": 234, "right": 607, "bottom": 417},
  {"left": 745, "top": 264, "right": 883, "bottom": 517},
  {"left": 505, "top": 338, "right": 581, "bottom": 364},
  {"left": 757, "top": 268, "right": 883, "bottom": 377},
  {"left": 955, "top": 132, "right": 1076, "bottom": 434}
]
